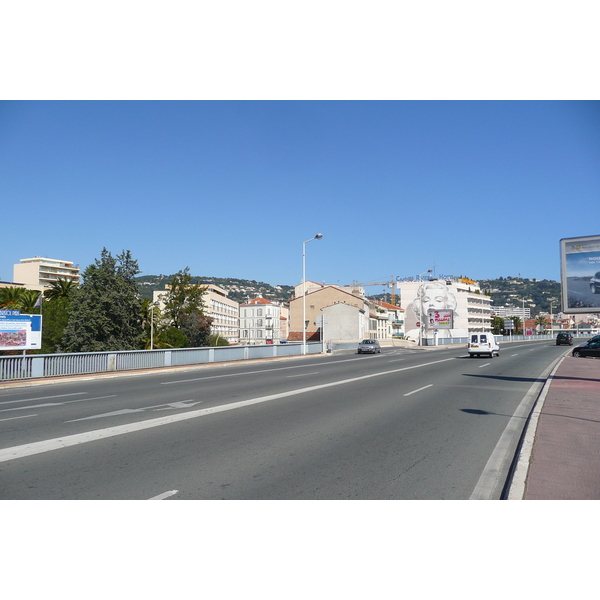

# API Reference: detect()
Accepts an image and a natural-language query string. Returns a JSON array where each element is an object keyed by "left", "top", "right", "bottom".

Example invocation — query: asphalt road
[{"left": 0, "top": 339, "right": 571, "bottom": 499}]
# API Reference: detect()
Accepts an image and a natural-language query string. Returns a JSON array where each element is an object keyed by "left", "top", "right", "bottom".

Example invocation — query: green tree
[
  {"left": 534, "top": 315, "right": 549, "bottom": 334},
  {"left": 41, "top": 297, "right": 70, "bottom": 353},
  {"left": 17, "top": 289, "right": 42, "bottom": 313},
  {"left": 210, "top": 333, "right": 230, "bottom": 347},
  {"left": 162, "top": 267, "right": 207, "bottom": 329},
  {"left": 180, "top": 311, "right": 212, "bottom": 347},
  {"left": 509, "top": 315, "right": 523, "bottom": 335},
  {"left": 491, "top": 315, "right": 504, "bottom": 335},
  {"left": 158, "top": 326, "right": 189, "bottom": 349},
  {"left": 45, "top": 278, "right": 77, "bottom": 301},
  {"left": 0, "top": 286, "right": 24, "bottom": 309},
  {"left": 62, "top": 248, "right": 144, "bottom": 352}
]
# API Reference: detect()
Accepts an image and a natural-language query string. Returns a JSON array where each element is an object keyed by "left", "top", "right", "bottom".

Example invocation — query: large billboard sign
[
  {"left": 427, "top": 308, "right": 454, "bottom": 329},
  {"left": 560, "top": 235, "right": 600, "bottom": 314},
  {"left": 0, "top": 311, "right": 43, "bottom": 351}
]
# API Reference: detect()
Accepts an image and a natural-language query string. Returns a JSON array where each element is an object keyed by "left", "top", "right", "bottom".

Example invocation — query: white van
[{"left": 468, "top": 333, "right": 500, "bottom": 358}]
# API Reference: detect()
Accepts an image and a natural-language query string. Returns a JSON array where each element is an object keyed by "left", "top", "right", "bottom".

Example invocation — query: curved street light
[{"left": 302, "top": 234, "right": 323, "bottom": 355}]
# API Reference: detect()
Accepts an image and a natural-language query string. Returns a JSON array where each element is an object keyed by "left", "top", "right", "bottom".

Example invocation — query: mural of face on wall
[{"left": 410, "top": 281, "right": 458, "bottom": 330}]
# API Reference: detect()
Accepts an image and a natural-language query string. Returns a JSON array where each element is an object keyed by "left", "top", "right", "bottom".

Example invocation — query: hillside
[
  {"left": 136, "top": 274, "right": 562, "bottom": 316},
  {"left": 135, "top": 275, "right": 294, "bottom": 304},
  {"left": 478, "top": 277, "right": 561, "bottom": 315}
]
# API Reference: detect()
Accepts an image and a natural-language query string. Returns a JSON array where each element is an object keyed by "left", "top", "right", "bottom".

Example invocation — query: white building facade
[
  {"left": 240, "top": 297, "right": 287, "bottom": 345},
  {"left": 397, "top": 277, "right": 492, "bottom": 344}
]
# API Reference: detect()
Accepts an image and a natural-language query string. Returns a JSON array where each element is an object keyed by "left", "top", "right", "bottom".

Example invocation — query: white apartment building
[
  {"left": 204, "top": 283, "right": 240, "bottom": 344},
  {"left": 397, "top": 277, "right": 492, "bottom": 343},
  {"left": 13, "top": 257, "right": 80, "bottom": 291},
  {"left": 153, "top": 282, "right": 240, "bottom": 345},
  {"left": 239, "top": 297, "right": 287, "bottom": 345},
  {"left": 490, "top": 305, "right": 532, "bottom": 320}
]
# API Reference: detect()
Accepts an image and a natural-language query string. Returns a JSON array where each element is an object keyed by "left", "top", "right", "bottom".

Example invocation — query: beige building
[
  {"left": 13, "top": 257, "right": 80, "bottom": 291},
  {"left": 203, "top": 283, "right": 240, "bottom": 344},
  {"left": 153, "top": 282, "right": 240, "bottom": 345},
  {"left": 289, "top": 284, "right": 370, "bottom": 342}
]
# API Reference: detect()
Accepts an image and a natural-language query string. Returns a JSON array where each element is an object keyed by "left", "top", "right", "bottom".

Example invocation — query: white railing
[{"left": 0, "top": 343, "right": 322, "bottom": 382}]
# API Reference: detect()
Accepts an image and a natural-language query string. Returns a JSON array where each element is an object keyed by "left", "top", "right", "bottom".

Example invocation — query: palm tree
[
  {"left": 45, "top": 278, "right": 77, "bottom": 301},
  {"left": 17, "top": 289, "right": 42, "bottom": 313},
  {"left": 534, "top": 315, "right": 549, "bottom": 334},
  {"left": 0, "top": 286, "right": 24, "bottom": 309}
]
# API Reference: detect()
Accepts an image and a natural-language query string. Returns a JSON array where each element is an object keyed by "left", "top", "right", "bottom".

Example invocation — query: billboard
[
  {"left": 560, "top": 235, "right": 600, "bottom": 314},
  {"left": 427, "top": 308, "right": 454, "bottom": 329},
  {"left": 0, "top": 311, "right": 43, "bottom": 351}
]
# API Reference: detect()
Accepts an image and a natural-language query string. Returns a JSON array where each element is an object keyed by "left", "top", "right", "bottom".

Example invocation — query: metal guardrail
[{"left": 0, "top": 342, "right": 323, "bottom": 382}]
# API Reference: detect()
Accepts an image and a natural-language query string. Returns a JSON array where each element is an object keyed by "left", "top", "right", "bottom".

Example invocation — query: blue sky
[{"left": 1, "top": 101, "right": 599, "bottom": 289}]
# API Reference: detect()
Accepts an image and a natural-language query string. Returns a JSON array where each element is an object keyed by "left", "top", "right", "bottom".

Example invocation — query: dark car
[
  {"left": 590, "top": 271, "right": 600, "bottom": 294},
  {"left": 556, "top": 332, "right": 573, "bottom": 346},
  {"left": 572, "top": 339, "right": 600, "bottom": 358},
  {"left": 357, "top": 339, "right": 381, "bottom": 354}
]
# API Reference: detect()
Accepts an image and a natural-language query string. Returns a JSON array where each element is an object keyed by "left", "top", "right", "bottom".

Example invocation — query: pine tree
[{"left": 62, "top": 248, "right": 144, "bottom": 352}]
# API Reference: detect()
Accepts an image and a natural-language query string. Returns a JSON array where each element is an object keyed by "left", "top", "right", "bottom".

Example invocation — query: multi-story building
[
  {"left": 203, "top": 283, "right": 240, "bottom": 345},
  {"left": 153, "top": 282, "right": 240, "bottom": 345},
  {"left": 397, "top": 277, "right": 492, "bottom": 343},
  {"left": 13, "top": 257, "right": 80, "bottom": 291},
  {"left": 490, "top": 305, "right": 532, "bottom": 320},
  {"left": 289, "top": 284, "right": 370, "bottom": 342},
  {"left": 239, "top": 297, "right": 287, "bottom": 345},
  {"left": 373, "top": 301, "right": 405, "bottom": 338}
]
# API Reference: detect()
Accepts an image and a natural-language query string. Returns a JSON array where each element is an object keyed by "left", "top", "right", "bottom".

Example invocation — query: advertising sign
[
  {"left": 0, "top": 312, "right": 42, "bottom": 351},
  {"left": 560, "top": 235, "right": 600, "bottom": 314},
  {"left": 427, "top": 308, "right": 453, "bottom": 329}
]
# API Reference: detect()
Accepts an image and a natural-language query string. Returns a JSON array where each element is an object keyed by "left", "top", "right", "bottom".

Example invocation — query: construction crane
[{"left": 347, "top": 276, "right": 398, "bottom": 306}]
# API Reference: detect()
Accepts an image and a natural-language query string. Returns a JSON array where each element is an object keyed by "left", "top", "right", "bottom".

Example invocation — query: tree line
[{"left": 0, "top": 248, "right": 225, "bottom": 354}]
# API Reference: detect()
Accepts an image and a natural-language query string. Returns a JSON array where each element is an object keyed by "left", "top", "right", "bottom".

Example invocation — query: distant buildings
[
  {"left": 13, "top": 257, "right": 80, "bottom": 291},
  {"left": 490, "top": 305, "right": 532, "bottom": 320},
  {"left": 153, "top": 282, "right": 243, "bottom": 345}
]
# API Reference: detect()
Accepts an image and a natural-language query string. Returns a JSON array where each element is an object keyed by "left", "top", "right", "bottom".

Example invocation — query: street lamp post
[
  {"left": 150, "top": 301, "right": 159, "bottom": 350},
  {"left": 302, "top": 233, "right": 323, "bottom": 355}
]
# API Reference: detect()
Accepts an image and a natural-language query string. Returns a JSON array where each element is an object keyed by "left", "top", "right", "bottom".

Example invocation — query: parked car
[
  {"left": 590, "top": 271, "right": 600, "bottom": 294},
  {"left": 357, "top": 339, "right": 381, "bottom": 354},
  {"left": 572, "top": 339, "right": 600, "bottom": 358},
  {"left": 467, "top": 333, "right": 500, "bottom": 358},
  {"left": 556, "top": 332, "right": 573, "bottom": 345}
]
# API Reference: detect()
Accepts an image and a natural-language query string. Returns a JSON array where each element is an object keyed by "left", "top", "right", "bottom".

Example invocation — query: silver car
[{"left": 357, "top": 339, "right": 381, "bottom": 354}]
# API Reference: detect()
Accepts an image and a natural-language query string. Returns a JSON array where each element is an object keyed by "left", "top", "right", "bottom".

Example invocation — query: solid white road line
[
  {"left": 470, "top": 354, "right": 564, "bottom": 500},
  {"left": 0, "top": 357, "right": 455, "bottom": 464},
  {"left": 148, "top": 490, "right": 179, "bottom": 500}
]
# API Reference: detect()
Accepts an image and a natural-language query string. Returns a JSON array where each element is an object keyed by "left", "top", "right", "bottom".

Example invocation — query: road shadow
[
  {"left": 460, "top": 408, "right": 525, "bottom": 419},
  {"left": 463, "top": 373, "right": 599, "bottom": 384}
]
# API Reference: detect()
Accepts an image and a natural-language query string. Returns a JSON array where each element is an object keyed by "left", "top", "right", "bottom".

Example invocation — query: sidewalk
[{"left": 509, "top": 355, "right": 600, "bottom": 500}]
